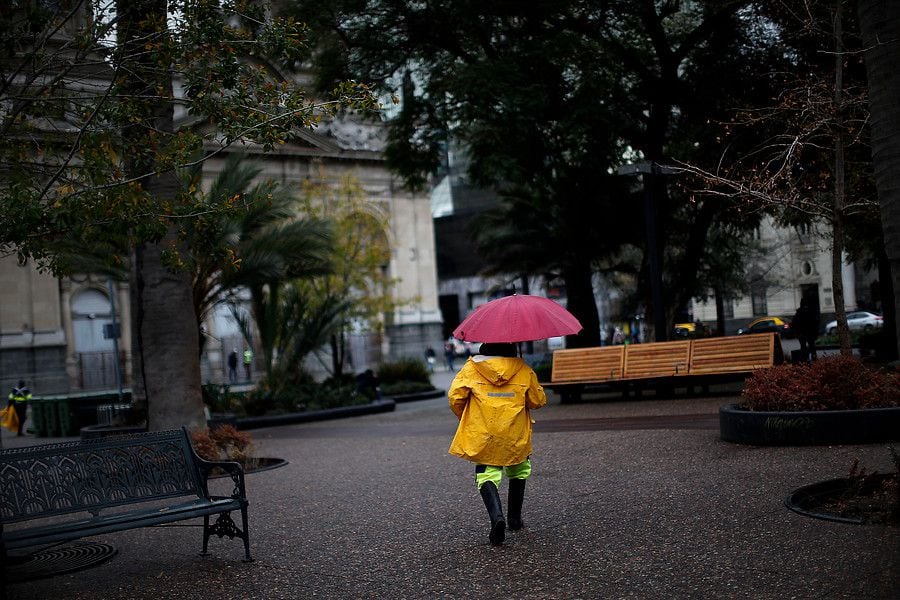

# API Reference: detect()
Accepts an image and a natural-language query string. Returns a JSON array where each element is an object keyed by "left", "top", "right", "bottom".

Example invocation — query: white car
[{"left": 824, "top": 311, "right": 883, "bottom": 334}]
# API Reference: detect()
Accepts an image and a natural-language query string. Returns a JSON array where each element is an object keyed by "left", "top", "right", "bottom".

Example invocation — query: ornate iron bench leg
[
  {"left": 201, "top": 514, "right": 211, "bottom": 556},
  {"left": 201, "top": 511, "right": 253, "bottom": 562},
  {"left": 240, "top": 505, "right": 253, "bottom": 563}
]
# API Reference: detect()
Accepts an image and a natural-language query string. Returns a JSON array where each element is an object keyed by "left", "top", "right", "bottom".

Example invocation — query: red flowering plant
[{"left": 741, "top": 356, "right": 900, "bottom": 411}]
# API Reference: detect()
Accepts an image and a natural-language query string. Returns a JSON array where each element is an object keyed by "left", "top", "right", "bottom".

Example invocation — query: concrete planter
[
  {"left": 785, "top": 474, "right": 894, "bottom": 524},
  {"left": 719, "top": 403, "right": 900, "bottom": 446}
]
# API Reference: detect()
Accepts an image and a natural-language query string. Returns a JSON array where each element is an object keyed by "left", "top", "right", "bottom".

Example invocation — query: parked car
[
  {"left": 673, "top": 322, "right": 696, "bottom": 338},
  {"left": 824, "top": 311, "right": 883, "bottom": 335},
  {"left": 737, "top": 316, "right": 792, "bottom": 337}
]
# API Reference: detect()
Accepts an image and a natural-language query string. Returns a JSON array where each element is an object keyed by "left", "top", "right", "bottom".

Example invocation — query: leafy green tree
[
  {"left": 295, "top": 174, "right": 405, "bottom": 376},
  {"left": 1, "top": 1, "right": 375, "bottom": 428},
  {"left": 234, "top": 279, "right": 349, "bottom": 406},
  {"left": 678, "top": 1, "right": 885, "bottom": 355},
  {"left": 283, "top": 0, "right": 783, "bottom": 345},
  {"left": 183, "top": 154, "right": 333, "bottom": 354}
]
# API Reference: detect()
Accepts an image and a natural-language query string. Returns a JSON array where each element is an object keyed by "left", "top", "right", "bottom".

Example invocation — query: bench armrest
[{"left": 195, "top": 457, "right": 247, "bottom": 501}]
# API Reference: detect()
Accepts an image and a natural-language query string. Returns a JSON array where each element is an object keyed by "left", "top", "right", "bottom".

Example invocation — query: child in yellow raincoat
[{"left": 448, "top": 342, "right": 547, "bottom": 545}]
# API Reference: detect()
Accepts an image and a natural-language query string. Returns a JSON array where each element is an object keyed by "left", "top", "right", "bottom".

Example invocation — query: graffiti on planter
[{"left": 764, "top": 416, "right": 815, "bottom": 431}]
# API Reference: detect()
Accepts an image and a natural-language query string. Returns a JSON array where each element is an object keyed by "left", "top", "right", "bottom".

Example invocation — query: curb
[
  {"left": 388, "top": 388, "right": 445, "bottom": 403},
  {"left": 235, "top": 399, "right": 396, "bottom": 430}
]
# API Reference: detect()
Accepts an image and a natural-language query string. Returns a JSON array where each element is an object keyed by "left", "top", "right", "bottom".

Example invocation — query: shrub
[
  {"left": 378, "top": 358, "right": 430, "bottom": 384},
  {"left": 202, "top": 382, "right": 238, "bottom": 413},
  {"left": 741, "top": 355, "right": 900, "bottom": 411},
  {"left": 190, "top": 425, "right": 255, "bottom": 464}
]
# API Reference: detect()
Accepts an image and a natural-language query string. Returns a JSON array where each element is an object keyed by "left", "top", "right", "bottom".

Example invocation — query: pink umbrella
[{"left": 452, "top": 294, "right": 583, "bottom": 343}]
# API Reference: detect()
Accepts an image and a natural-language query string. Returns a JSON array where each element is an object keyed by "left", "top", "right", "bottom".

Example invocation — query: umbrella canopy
[{"left": 452, "top": 294, "right": 583, "bottom": 343}]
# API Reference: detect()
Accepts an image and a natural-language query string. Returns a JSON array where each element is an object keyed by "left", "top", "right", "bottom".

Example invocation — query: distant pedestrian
[
  {"left": 448, "top": 342, "right": 547, "bottom": 546},
  {"left": 599, "top": 326, "right": 609, "bottom": 347},
  {"left": 7, "top": 380, "right": 31, "bottom": 436},
  {"left": 227, "top": 349, "right": 239, "bottom": 383},
  {"left": 243, "top": 348, "right": 253, "bottom": 380},
  {"left": 792, "top": 299, "right": 819, "bottom": 362},
  {"left": 444, "top": 338, "right": 456, "bottom": 371},
  {"left": 425, "top": 347, "right": 436, "bottom": 373},
  {"left": 612, "top": 327, "right": 625, "bottom": 345}
]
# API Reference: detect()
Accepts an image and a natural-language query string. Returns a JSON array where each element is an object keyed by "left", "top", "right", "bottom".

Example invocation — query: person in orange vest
[
  {"left": 8, "top": 380, "right": 32, "bottom": 436},
  {"left": 448, "top": 342, "right": 547, "bottom": 545}
]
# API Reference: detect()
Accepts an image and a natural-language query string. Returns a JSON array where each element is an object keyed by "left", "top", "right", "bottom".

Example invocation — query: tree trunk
[
  {"left": 120, "top": 0, "right": 204, "bottom": 430},
  {"left": 831, "top": 1, "right": 853, "bottom": 356},
  {"left": 714, "top": 287, "right": 726, "bottom": 336},
  {"left": 563, "top": 258, "right": 601, "bottom": 348},
  {"left": 858, "top": 0, "right": 900, "bottom": 360}
]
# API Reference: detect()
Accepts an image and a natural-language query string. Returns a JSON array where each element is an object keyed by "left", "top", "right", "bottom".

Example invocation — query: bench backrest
[
  {"left": 0, "top": 429, "right": 204, "bottom": 525},
  {"left": 551, "top": 346, "right": 625, "bottom": 384},
  {"left": 688, "top": 332, "right": 777, "bottom": 374}
]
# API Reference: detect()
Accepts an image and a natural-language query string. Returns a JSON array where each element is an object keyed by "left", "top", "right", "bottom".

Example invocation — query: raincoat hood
[{"left": 471, "top": 355, "right": 526, "bottom": 386}]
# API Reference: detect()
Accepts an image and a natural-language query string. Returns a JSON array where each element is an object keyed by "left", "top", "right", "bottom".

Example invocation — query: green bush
[
  {"left": 202, "top": 382, "right": 238, "bottom": 413},
  {"left": 741, "top": 356, "right": 900, "bottom": 411},
  {"left": 378, "top": 358, "right": 430, "bottom": 384}
]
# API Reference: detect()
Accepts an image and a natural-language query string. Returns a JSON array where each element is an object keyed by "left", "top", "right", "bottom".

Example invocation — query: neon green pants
[{"left": 475, "top": 459, "right": 532, "bottom": 490}]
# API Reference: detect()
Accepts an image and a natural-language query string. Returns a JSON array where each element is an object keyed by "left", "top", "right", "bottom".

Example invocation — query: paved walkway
[{"left": 3, "top": 370, "right": 898, "bottom": 599}]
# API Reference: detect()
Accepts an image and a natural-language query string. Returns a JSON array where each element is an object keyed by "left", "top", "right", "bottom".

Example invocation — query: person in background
[
  {"left": 448, "top": 342, "right": 547, "bottom": 546},
  {"left": 444, "top": 338, "right": 456, "bottom": 371},
  {"left": 425, "top": 347, "right": 436, "bottom": 373},
  {"left": 227, "top": 349, "right": 239, "bottom": 383},
  {"left": 8, "top": 380, "right": 32, "bottom": 436},
  {"left": 243, "top": 348, "right": 253, "bottom": 380},
  {"left": 792, "top": 298, "right": 819, "bottom": 362}
]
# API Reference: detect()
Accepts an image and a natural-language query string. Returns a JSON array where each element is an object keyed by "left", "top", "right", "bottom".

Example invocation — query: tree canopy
[
  {"left": 1, "top": 1, "right": 376, "bottom": 428},
  {"left": 283, "top": 0, "right": 790, "bottom": 344}
]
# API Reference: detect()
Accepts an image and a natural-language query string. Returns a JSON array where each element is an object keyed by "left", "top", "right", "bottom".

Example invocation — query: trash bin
[
  {"left": 43, "top": 398, "right": 61, "bottom": 436},
  {"left": 29, "top": 398, "right": 49, "bottom": 437},
  {"left": 57, "top": 397, "right": 78, "bottom": 436}
]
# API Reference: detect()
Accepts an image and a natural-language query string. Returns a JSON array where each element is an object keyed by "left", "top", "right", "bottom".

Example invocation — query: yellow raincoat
[{"left": 448, "top": 355, "right": 547, "bottom": 466}]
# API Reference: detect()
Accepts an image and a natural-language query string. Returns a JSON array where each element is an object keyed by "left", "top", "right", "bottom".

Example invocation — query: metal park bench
[{"left": 0, "top": 428, "right": 252, "bottom": 578}]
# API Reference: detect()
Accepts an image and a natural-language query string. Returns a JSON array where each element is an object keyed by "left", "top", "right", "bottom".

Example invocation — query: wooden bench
[
  {"left": 0, "top": 428, "right": 252, "bottom": 568},
  {"left": 544, "top": 333, "right": 780, "bottom": 402}
]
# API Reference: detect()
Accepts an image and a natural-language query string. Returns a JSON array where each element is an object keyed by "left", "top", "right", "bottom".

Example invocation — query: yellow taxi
[{"left": 737, "top": 316, "right": 792, "bottom": 337}]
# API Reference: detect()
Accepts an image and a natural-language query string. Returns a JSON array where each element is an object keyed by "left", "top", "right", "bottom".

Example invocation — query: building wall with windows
[{"left": 691, "top": 216, "right": 875, "bottom": 333}]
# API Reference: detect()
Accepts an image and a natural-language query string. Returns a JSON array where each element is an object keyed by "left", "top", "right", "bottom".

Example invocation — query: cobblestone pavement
[{"left": 3, "top": 370, "right": 897, "bottom": 599}]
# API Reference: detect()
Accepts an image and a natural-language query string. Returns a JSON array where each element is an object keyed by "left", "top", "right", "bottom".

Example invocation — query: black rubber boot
[
  {"left": 479, "top": 482, "right": 506, "bottom": 545},
  {"left": 507, "top": 478, "right": 526, "bottom": 531}
]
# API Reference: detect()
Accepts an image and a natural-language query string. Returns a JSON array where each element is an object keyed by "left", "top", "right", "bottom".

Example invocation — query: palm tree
[
  {"left": 858, "top": 0, "right": 900, "bottom": 360},
  {"left": 186, "top": 154, "right": 334, "bottom": 355},
  {"left": 234, "top": 281, "right": 349, "bottom": 403}
]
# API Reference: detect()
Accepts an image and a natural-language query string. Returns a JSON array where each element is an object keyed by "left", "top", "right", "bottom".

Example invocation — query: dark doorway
[
  {"left": 801, "top": 284, "right": 820, "bottom": 317},
  {"left": 439, "top": 294, "right": 460, "bottom": 339}
]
